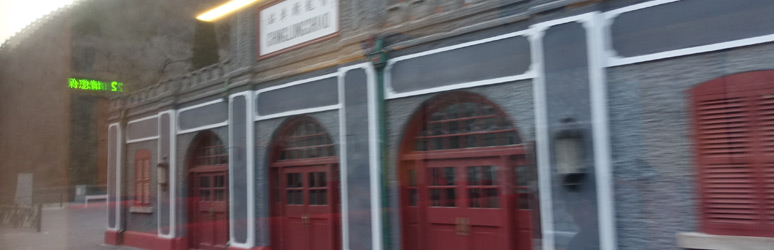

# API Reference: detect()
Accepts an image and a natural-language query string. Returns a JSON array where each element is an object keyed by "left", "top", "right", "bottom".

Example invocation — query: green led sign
[{"left": 68, "top": 78, "right": 124, "bottom": 92}]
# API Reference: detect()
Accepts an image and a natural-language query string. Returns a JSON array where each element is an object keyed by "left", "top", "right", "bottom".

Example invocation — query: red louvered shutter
[
  {"left": 690, "top": 70, "right": 774, "bottom": 237},
  {"left": 134, "top": 150, "right": 152, "bottom": 207},
  {"left": 143, "top": 158, "right": 151, "bottom": 205},
  {"left": 135, "top": 157, "right": 143, "bottom": 206}
]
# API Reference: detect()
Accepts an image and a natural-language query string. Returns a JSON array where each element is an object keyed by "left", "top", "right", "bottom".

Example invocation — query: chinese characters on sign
[
  {"left": 68, "top": 78, "right": 124, "bottom": 92},
  {"left": 259, "top": 0, "right": 338, "bottom": 56}
]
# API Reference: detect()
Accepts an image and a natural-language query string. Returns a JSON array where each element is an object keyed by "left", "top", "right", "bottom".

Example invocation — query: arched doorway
[
  {"left": 399, "top": 92, "right": 535, "bottom": 250},
  {"left": 187, "top": 131, "right": 229, "bottom": 250},
  {"left": 269, "top": 117, "right": 340, "bottom": 250}
]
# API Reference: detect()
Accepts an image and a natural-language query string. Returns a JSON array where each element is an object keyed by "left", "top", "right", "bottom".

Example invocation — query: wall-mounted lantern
[
  {"left": 553, "top": 118, "right": 586, "bottom": 190},
  {"left": 157, "top": 156, "right": 169, "bottom": 191}
]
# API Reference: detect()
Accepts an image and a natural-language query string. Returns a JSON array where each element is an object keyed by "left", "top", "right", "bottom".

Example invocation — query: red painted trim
[
  {"left": 229, "top": 246, "right": 270, "bottom": 250},
  {"left": 122, "top": 231, "right": 186, "bottom": 250},
  {"left": 104, "top": 230, "right": 121, "bottom": 245}
]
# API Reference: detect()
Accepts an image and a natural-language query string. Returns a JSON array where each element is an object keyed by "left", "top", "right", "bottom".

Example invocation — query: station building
[{"left": 104, "top": 0, "right": 774, "bottom": 250}]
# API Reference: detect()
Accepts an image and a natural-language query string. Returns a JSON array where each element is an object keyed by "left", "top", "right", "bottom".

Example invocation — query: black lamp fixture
[
  {"left": 157, "top": 156, "right": 170, "bottom": 191},
  {"left": 553, "top": 117, "right": 587, "bottom": 190}
]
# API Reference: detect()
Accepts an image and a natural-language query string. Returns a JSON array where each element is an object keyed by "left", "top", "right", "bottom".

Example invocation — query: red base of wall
[
  {"left": 104, "top": 230, "right": 121, "bottom": 245},
  {"left": 229, "top": 246, "right": 269, "bottom": 250},
  {"left": 107, "top": 230, "right": 266, "bottom": 250},
  {"left": 122, "top": 231, "right": 186, "bottom": 250}
]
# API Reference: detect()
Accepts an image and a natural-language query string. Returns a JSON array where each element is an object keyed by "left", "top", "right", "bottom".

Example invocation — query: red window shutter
[
  {"left": 143, "top": 159, "right": 150, "bottom": 205},
  {"left": 135, "top": 158, "right": 142, "bottom": 206},
  {"left": 690, "top": 71, "right": 774, "bottom": 237},
  {"left": 134, "top": 150, "right": 152, "bottom": 206}
]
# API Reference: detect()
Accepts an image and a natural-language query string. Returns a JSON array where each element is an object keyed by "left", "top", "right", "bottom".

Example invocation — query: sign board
[
  {"left": 68, "top": 77, "right": 124, "bottom": 92},
  {"left": 259, "top": 0, "right": 338, "bottom": 56},
  {"left": 15, "top": 173, "right": 33, "bottom": 205}
]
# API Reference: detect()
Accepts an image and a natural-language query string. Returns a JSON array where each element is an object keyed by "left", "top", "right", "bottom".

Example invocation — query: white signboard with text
[{"left": 259, "top": 0, "right": 338, "bottom": 56}]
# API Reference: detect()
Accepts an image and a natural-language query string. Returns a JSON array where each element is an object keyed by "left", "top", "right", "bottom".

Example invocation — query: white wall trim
[
  {"left": 603, "top": 0, "right": 678, "bottom": 20},
  {"left": 337, "top": 66, "right": 350, "bottom": 250},
  {"left": 606, "top": 33, "right": 774, "bottom": 67},
  {"left": 254, "top": 73, "right": 340, "bottom": 119},
  {"left": 254, "top": 105, "right": 340, "bottom": 121},
  {"left": 157, "top": 110, "right": 177, "bottom": 239},
  {"left": 585, "top": 12, "right": 618, "bottom": 250},
  {"left": 336, "top": 62, "right": 383, "bottom": 250},
  {"left": 107, "top": 123, "right": 121, "bottom": 231},
  {"left": 176, "top": 99, "right": 228, "bottom": 135},
  {"left": 126, "top": 114, "right": 160, "bottom": 143},
  {"left": 126, "top": 136, "right": 160, "bottom": 144},
  {"left": 385, "top": 72, "right": 535, "bottom": 100},
  {"left": 603, "top": 0, "right": 774, "bottom": 67},
  {"left": 528, "top": 26, "right": 556, "bottom": 250},
  {"left": 384, "top": 30, "right": 533, "bottom": 99},
  {"left": 246, "top": 92, "right": 256, "bottom": 247},
  {"left": 364, "top": 63, "right": 383, "bottom": 250},
  {"left": 228, "top": 90, "right": 256, "bottom": 248},
  {"left": 127, "top": 114, "right": 159, "bottom": 124},
  {"left": 177, "top": 122, "right": 228, "bottom": 135}
]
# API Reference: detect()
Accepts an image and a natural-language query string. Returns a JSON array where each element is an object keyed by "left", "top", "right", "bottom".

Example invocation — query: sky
[{"left": 0, "top": 0, "right": 77, "bottom": 43}]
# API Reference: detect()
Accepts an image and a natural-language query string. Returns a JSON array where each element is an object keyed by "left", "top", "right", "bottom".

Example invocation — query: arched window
[
  {"left": 275, "top": 120, "right": 335, "bottom": 161},
  {"left": 413, "top": 98, "right": 521, "bottom": 151},
  {"left": 690, "top": 70, "right": 774, "bottom": 237},
  {"left": 192, "top": 132, "right": 227, "bottom": 167}
]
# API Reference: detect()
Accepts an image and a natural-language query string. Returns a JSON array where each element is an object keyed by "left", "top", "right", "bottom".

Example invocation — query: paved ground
[{"left": 0, "top": 203, "right": 138, "bottom": 250}]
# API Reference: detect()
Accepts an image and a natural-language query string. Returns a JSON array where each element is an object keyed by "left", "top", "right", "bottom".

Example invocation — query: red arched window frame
[
  {"left": 134, "top": 150, "right": 152, "bottom": 207},
  {"left": 398, "top": 92, "right": 536, "bottom": 250},
  {"left": 690, "top": 70, "right": 774, "bottom": 237},
  {"left": 191, "top": 132, "right": 228, "bottom": 167}
]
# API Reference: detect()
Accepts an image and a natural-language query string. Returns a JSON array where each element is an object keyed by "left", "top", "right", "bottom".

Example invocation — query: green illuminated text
[{"left": 68, "top": 78, "right": 124, "bottom": 92}]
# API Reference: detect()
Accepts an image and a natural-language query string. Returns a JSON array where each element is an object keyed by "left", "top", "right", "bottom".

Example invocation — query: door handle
[
  {"left": 302, "top": 214, "right": 310, "bottom": 226},
  {"left": 456, "top": 218, "right": 470, "bottom": 236}
]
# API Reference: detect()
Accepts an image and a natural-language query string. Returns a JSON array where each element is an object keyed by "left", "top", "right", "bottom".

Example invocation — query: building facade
[
  {"left": 104, "top": 0, "right": 774, "bottom": 250},
  {"left": 0, "top": 0, "right": 228, "bottom": 204}
]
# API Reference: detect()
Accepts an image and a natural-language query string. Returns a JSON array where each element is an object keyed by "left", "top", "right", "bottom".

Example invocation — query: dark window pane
[
  {"left": 486, "top": 188, "right": 499, "bottom": 208},
  {"left": 469, "top": 188, "right": 481, "bottom": 208},
  {"left": 430, "top": 189, "right": 440, "bottom": 206},
  {"left": 409, "top": 189, "right": 418, "bottom": 206},
  {"left": 408, "top": 169, "right": 417, "bottom": 187},
  {"left": 310, "top": 190, "right": 317, "bottom": 205},
  {"left": 444, "top": 188, "right": 457, "bottom": 207},
  {"left": 215, "top": 190, "right": 225, "bottom": 201},
  {"left": 318, "top": 190, "right": 327, "bottom": 205},
  {"left": 515, "top": 165, "right": 529, "bottom": 187},
  {"left": 484, "top": 166, "right": 497, "bottom": 185},
  {"left": 200, "top": 176, "right": 210, "bottom": 187}
]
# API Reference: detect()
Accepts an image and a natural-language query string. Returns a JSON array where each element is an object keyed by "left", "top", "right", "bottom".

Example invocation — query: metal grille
[
  {"left": 415, "top": 101, "right": 520, "bottom": 151},
  {"left": 194, "top": 134, "right": 227, "bottom": 166},
  {"left": 279, "top": 121, "right": 335, "bottom": 160}
]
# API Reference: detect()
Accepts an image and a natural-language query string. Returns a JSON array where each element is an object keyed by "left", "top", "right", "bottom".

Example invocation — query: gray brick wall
[
  {"left": 125, "top": 140, "right": 159, "bottom": 233},
  {"left": 608, "top": 41, "right": 774, "bottom": 250}
]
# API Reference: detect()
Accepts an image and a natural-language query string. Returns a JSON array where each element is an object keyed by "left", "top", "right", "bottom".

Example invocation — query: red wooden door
[
  {"left": 398, "top": 92, "right": 536, "bottom": 250},
  {"left": 191, "top": 169, "right": 229, "bottom": 250},
  {"left": 277, "top": 163, "right": 338, "bottom": 250},
  {"left": 420, "top": 157, "right": 515, "bottom": 250}
]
